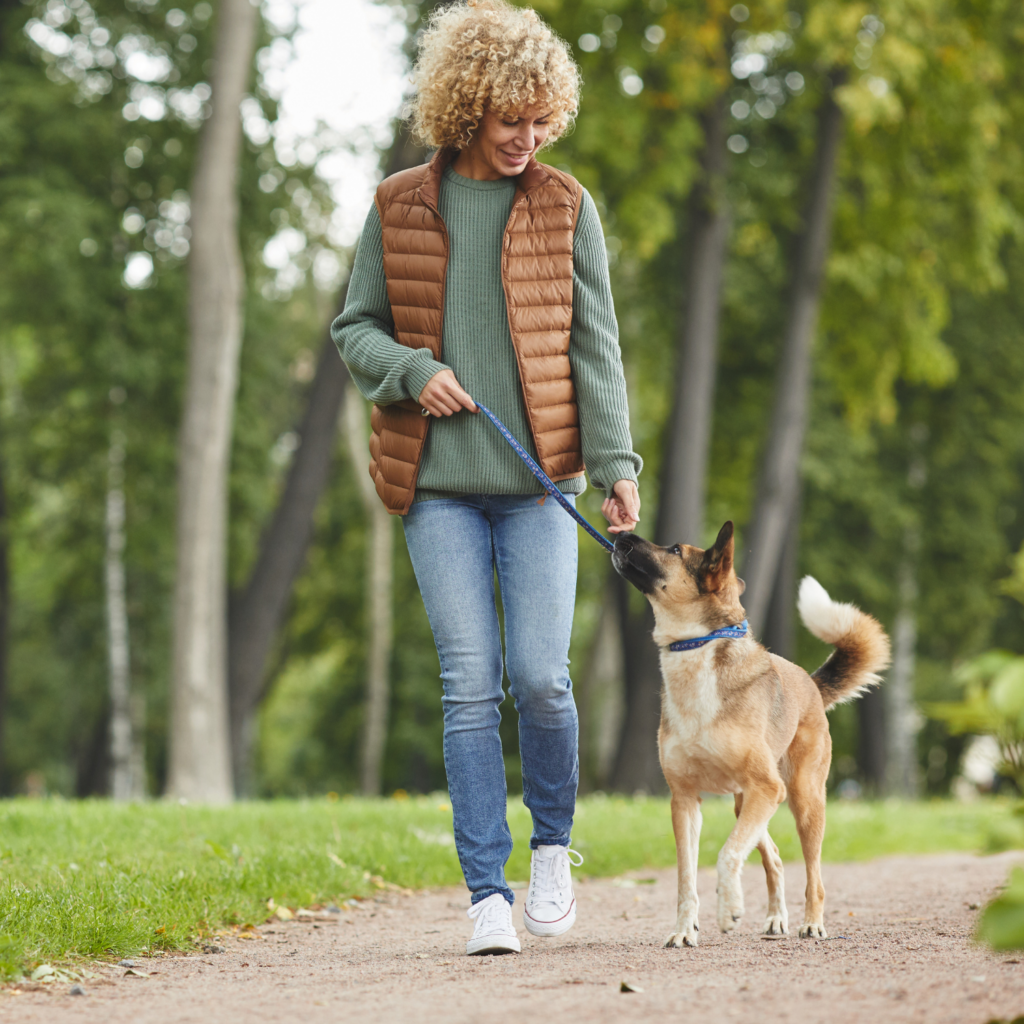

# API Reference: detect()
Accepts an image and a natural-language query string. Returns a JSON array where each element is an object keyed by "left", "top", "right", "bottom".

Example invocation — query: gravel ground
[{"left": 4, "top": 850, "right": 1024, "bottom": 1023}]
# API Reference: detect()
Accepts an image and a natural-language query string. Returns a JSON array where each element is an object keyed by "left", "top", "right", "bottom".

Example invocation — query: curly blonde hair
[{"left": 410, "top": 0, "right": 580, "bottom": 151}]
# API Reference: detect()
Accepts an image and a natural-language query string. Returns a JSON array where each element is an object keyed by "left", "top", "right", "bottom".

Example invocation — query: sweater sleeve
[
  {"left": 570, "top": 188, "right": 643, "bottom": 495},
  {"left": 331, "top": 202, "right": 451, "bottom": 405}
]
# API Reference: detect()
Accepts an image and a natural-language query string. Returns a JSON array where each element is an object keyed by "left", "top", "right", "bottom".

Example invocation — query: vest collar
[{"left": 418, "top": 147, "right": 553, "bottom": 211}]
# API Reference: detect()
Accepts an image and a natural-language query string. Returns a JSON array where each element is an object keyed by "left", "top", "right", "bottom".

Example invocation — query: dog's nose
[{"left": 614, "top": 534, "right": 637, "bottom": 553}]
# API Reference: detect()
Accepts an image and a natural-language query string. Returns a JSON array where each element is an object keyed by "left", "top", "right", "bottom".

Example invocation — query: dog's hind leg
[
  {"left": 733, "top": 795, "right": 787, "bottom": 934},
  {"left": 665, "top": 788, "right": 702, "bottom": 948},
  {"left": 717, "top": 774, "right": 785, "bottom": 933},
  {"left": 788, "top": 725, "right": 830, "bottom": 937},
  {"left": 757, "top": 831, "right": 788, "bottom": 934}
]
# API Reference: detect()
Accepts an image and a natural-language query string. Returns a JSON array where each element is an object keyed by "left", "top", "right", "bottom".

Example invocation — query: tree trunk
[
  {"left": 106, "top": 425, "right": 142, "bottom": 799},
  {"left": 227, "top": 319, "right": 351, "bottom": 792},
  {"left": 0, "top": 0, "right": 19, "bottom": 801},
  {"left": 886, "top": 551, "right": 919, "bottom": 796},
  {"left": 167, "top": 0, "right": 258, "bottom": 802},
  {"left": 0, "top": 445, "right": 7, "bottom": 794},
  {"left": 609, "top": 582, "right": 664, "bottom": 794},
  {"left": 610, "top": 98, "right": 730, "bottom": 794},
  {"left": 575, "top": 576, "right": 625, "bottom": 792},
  {"left": 344, "top": 385, "right": 394, "bottom": 796},
  {"left": 886, "top": 441, "right": 925, "bottom": 797},
  {"left": 858, "top": 686, "right": 886, "bottom": 795},
  {"left": 741, "top": 82, "right": 845, "bottom": 633},
  {"left": 225, "top": 125, "right": 427, "bottom": 794},
  {"left": 655, "top": 94, "right": 730, "bottom": 548},
  {"left": 761, "top": 490, "right": 800, "bottom": 659}
]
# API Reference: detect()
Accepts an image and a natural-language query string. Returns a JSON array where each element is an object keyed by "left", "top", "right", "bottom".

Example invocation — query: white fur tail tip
[{"left": 797, "top": 575, "right": 859, "bottom": 645}]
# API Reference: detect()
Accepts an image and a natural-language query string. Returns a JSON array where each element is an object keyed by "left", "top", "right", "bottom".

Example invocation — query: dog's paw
[
  {"left": 664, "top": 926, "right": 699, "bottom": 948},
  {"left": 716, "top": 885, "right": 744, "bottom": 933},
  {"left": 799, "top": 921, "right": 827, "bottom": 938},
  {"left": 665, "top": 910, "right": 699, "bottom": 947},
  {"left": 763, "top": 912, "right": 788, "bottom": 936}
]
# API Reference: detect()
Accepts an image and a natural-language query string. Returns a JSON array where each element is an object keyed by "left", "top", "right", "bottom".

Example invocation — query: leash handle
[{"left": 473, "top": 402, "right": 615, "bottom": 553}]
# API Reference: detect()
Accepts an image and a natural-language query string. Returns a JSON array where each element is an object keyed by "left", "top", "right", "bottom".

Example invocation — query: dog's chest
[{"left": 660, "top": 646, "right": 722, "bottom": 745}]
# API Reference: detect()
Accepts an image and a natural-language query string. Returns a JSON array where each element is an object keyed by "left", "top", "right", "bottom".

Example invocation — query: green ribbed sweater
[{"left": 332, "top": 164, "right": 641, "bottom": 502}]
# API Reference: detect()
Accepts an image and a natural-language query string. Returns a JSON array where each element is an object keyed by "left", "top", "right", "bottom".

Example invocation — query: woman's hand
[
  {"left": 602, "top": 480, "right": 640, "bottom": 534},
  {"left": 418, "top": 369, "right": 478, "bottom": 417}
]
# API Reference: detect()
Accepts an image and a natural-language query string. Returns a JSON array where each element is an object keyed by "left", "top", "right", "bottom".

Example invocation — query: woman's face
[{"left": 460, "top": 105, "right": 552, "bottom": 179}]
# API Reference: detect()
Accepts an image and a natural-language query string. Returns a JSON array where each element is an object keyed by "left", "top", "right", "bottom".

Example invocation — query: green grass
[{"left": 0, "top": 795, "right": 1017, "bottom": 976}]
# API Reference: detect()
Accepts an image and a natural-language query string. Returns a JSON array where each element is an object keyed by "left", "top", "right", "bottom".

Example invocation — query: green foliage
[
  {"left": 928, "top": 549, "right": 1024, "bottom": 787},
  {"left": 0, "top": 795, "right": 1014, "bottom": 976},
  {"left": 979, "top": 866, "right": 1024, "bottom": 951},
  {"left": 3, "top": 0, "right": 1024, "bottom": 803},
  {"left": 0, "top": 0, "right": 334, "bottom": 794}
]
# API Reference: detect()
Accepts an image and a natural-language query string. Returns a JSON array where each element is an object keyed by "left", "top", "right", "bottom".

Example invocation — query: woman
[{"left": 333, "top": 0, "right": 641, "bottom": 956}]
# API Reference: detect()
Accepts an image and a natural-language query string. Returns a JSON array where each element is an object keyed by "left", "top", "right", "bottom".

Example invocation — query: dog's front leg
[
  {"left": 665, "top": 789, "right": 702, "bottom": 948},
  {"left": 716, "top": 779, "right": 785, "bottom": 933}
]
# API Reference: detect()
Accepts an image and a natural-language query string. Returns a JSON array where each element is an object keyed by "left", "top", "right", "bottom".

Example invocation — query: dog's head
[{"left": 611, "top": 521, "right": 746, "bottom": 643}]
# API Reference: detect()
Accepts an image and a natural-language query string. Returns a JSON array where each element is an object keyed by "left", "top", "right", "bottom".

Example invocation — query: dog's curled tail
[{"left": 797, "top": 576, "right": 891, "bottom": 710}]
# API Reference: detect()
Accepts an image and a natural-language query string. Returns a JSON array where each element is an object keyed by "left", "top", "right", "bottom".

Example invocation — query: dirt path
[{"left": 5, "top": 851, "right": 1024, "bottom": 1023}]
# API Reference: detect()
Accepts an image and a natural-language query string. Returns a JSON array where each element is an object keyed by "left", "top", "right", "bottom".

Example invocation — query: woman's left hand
[{"left": 602, "top": 480, "right": 640, "bottom": 534}]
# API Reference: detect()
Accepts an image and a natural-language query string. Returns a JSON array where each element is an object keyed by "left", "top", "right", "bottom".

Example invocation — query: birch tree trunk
[
  {"left": 344, "top": 384, "right": 394, "bottom": 797},
  {"left": 106, "top": 424, "right": 142, "bottom": 800},
  {"left": 167, "top": 0, "right": 258, "bottom": 802},
  {"left": 886, "top": 548, "right": 920, "bottom": 795},
  {"left": 886, "top": 439, "right": 926, "bottom": 796},
  {"left": 741, "top": 83, "right": 845, "bottom": 633},
  {"left": 611, "top": 98, "right": 729, "bottom": 795}
]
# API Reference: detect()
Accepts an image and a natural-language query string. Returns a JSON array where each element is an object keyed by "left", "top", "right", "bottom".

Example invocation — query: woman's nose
[{"left": 515, "top": 124, "right": 536, "bottom": 150}]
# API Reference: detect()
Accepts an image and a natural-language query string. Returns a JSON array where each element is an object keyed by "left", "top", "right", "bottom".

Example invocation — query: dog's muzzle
[{"left": 612, "top": 534, "right": 663, "bottom": 594}]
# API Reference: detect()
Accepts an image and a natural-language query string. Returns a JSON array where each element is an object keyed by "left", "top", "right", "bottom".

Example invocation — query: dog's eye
[{"left": 669, "top": 544, "right": 681, "bottom": 556}]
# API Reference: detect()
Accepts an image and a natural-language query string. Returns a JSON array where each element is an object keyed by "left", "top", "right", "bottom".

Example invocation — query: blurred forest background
[{"left": 1, "top": 0, "right": 1022, "bottom": 803}]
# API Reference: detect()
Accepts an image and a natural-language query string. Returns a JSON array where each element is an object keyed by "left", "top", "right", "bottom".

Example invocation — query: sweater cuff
[
  {"left": 402, "top": 351, "right": 451, "bottom": 405},
  {"left": 590, "top": 459, "right": 641, "bottom": 498}
]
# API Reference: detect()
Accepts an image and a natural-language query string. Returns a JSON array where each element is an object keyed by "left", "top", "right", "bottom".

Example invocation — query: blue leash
[
  {"left": 472, "top": 403, "right": 749, "bottom": 651},
  {"left": 473, "top": 402, "right": 615, "bottom": 553}
]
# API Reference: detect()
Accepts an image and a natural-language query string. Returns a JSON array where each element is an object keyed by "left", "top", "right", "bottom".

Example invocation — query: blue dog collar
[{"left": 667, "top": 620, "right": 749, "bottom": 652}]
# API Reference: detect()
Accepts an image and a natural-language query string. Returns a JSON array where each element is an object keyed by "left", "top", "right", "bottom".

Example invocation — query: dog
[{"left": 612, "top": 521, "right": 890, "bottom": 946}]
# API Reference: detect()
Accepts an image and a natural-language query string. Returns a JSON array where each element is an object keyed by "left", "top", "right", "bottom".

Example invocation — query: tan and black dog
[{"left": 612, "top": 522, "right": 890, "bottom": 946}]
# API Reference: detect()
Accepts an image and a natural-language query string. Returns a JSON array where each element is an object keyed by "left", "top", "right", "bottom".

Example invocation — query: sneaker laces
[
  {"left": 530, "top": 847, "right": 584, "bottom": 901},
  {"left": 467, "top": 894, "right": 510, "bottom": 932}
]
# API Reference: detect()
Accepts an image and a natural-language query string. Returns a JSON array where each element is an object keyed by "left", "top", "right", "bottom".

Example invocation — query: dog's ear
[
  {"left": 736, "top": 575, "right": 746, "bottom": 595},
  {"left": 700, "top": 521, "right": 735, "bottom": 592}
]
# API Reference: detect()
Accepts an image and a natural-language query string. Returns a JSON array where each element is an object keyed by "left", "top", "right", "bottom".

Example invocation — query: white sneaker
[
  {"left": 466, "top": 893, "right": 521, "bottom": 955},
  {"left": 524, "top": 845, "right": 583, "bottom": 937}
]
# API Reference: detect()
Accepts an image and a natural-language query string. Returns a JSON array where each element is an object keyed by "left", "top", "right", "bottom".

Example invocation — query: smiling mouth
[{"left": 500, "top": 150, "right": 530, "bottom": 163}]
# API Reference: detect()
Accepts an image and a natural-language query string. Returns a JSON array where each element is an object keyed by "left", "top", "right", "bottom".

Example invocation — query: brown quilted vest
[{"left": 369, "top": 148, "right": 586, "bottom": 514}]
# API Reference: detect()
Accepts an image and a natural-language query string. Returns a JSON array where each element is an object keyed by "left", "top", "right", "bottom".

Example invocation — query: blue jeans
[{"left": 403, "top": 493, "right": 580, "bottom": 906}]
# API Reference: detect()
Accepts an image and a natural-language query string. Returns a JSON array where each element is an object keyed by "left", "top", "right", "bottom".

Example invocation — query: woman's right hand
[{"left": 418, "top": 369, "right": 478, "bottom": 417}]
